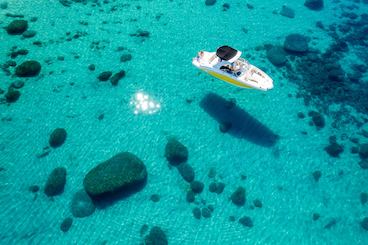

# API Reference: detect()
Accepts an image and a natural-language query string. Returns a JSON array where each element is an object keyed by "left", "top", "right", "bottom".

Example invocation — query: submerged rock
[
  {"left": 239, "top": 216, "right": 253, "bottom": 227},
  {"left": 362, "top": 123, "right": 368, "bottom": 138},
  {"left": 359, "top": 144, "right": 368, "bottom": 159},
  {"left": 231, "top": 186, "right": 246, "bottom": 206},
  {"left": 362, "top": 217, "right": 368, "bottom": 231},
  {"left": 266, "top": 46, "right": 287, "bottom": 67},
  {"left": 97, "top": 71, "right": 112, "bottom": 81},
  {"left": 190, "top": 180, "right": 204, "bottom": 194},
  {"left": 359, "top": 160, "right": 368, "bottom": 169},
  {"left": 83, "top": 152, "right": 147, "bottom": 198},
  {"left": 110, "top": 70, "right": 125, "bottom": 86},
  {"left": 280, "top": 5, "right": 295, "bottom": 18},
  {"left": 15, "top": 60, "right": 41, "bottom": 77},
  {"left": 304, "top": 0, "right": 324, "bottom": 11},
  {"left": 205, "top": 0, "right": 216, "bottom": 6},
  {"left": 324, "top": 142, "right": 344, "bottom": 157},
  {"left": 6, "top": 20, "right": 28, "bottom": 35},
  {"left": 5, "top": 89, "right": 21, "bottom": 103},
  {"left": 44, "top": 167, "right": 67, "bottom": 196},
  {"left": 60, "top": 217, "right": 73, "bottom": 232},
  {"left": 192, "top": 207, "right": 201, "bottom": 219},
  {"left": 120, "top": 53, "right": 132, "bottom": 62},
  {"left": 22, "top": 30, "right": 37, "bottom": 38},
  {"left": 71, "top": 189, "right": 96, "bottom": 218},
  {"left": 284, "top": 34, "right": 309, "bottom": 54},
  {"left": 49, "top": 128, "right": 67, "bottom": 148},
  {"left": 177, "top": 163, "right": 195, "bottom": 182},
  {"left": 144, "top": 226, "right": 168, "bottom": 245},
  {"left": 164, "top": 138, "right": 188, "bottom": 165}
]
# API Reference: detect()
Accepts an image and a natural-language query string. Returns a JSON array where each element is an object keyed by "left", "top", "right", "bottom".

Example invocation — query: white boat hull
[{"left": 192, "top": 51, "right": 273, "bottom": 91}]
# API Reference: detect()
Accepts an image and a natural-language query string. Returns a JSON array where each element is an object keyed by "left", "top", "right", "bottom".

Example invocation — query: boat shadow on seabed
[{"left": 200, "top": 93, "right": 279, "bottom": 147}]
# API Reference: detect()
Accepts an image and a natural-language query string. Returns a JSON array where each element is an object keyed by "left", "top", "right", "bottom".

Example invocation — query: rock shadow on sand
[{"left": 200, "top": 93, "right": 279, "bottom": 147}]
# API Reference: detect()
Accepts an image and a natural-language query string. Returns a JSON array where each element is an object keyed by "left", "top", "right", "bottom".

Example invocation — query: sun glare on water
[{"left": 130, "top": 91, "right": 161, "bottom": 115}]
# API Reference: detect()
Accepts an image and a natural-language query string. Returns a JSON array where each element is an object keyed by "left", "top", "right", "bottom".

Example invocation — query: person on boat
[{"left": 196, "top": 51, "right": 204, "bottom": 60}]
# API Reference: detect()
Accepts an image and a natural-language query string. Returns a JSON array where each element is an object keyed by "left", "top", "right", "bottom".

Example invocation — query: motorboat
[{"left": 192, "top": 46, "right": 274, "bottom": 91}]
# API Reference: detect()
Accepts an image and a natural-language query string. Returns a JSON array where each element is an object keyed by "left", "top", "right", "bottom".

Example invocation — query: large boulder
[
  {"left": 284, "top": 34, "right": 309, "bottom": 54},
  {"left": 6, "top": 20, "right": 28, "bottom": 35},
  {"left": 15, "top": 60, "right": 41, "bottom": 77},
  {"left": 266, "top": 46, "right": 287, "bottom": 67},
  {"left": 177, "top": 163, "right": 195, "bottom": 182},
  {"left": 304, "top": 0, "right": 324, "bottom": 11},
  {"left": 83, "top": 152, "right": 147, "bottom": 198},
  {"left": 164, "top": 138, "right": 188, "bottom": 165},
  {"left": 325, "top": 142, "right": 344, "bottom": 157},
  {"left": 71, "top": 190, "right": 96, "bottom": 218},
  {"left": 44, "top": 167, "right": 67, "bottom": 196}
]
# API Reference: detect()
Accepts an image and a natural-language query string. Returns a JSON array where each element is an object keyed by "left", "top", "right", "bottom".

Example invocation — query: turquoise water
[{"left": 1, "top": 0, "right": 368, "bottom": 244}]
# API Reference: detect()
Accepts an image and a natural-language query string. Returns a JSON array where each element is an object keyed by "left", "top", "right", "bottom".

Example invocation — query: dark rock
[
  {"left": 266, "top": 46, "right": 287, "bottom": 67},
  {"left": 208, "top": 167, "right": 216, "bottom": 178},
  {"left": 201, "top": 207, "right": 211, "bottom": 218},
  {"left": 284, "top": 34, "right": 309, "bottom": 54},
  {"left": 15, "top": 60, "right": 41, "bottom": 77},
  {"left": 231, "top": 186, "right": 246, "bottom": 206},
  {"left": 359, "top": 144, "right": 368, "bottom": 159},
  {"left": 71, "top": 189, "right": 96, "bottom": 218},
  {"left": 360, "top": 192, "right": 368, "bottom": 205},
  {"left": 60, "top": 218, "right": 73, "bottom": 233},
  {"left": 239, "top": 216, "right": 253, "bottom": 227},
  {"left": 209, "top": 182, "right": 225, "bottom": 194},
  {"left": 351, "top": 146, "right": 359, "bottom": 154},
  {"left": 205, "top": 0, "right": 216, "bottom": 6},
  {"left": 304, "top": 0, "right": 324, "bottom": 11},
  {"left": 29, "top": 185, "right": 40, "bottom": 193},
  {"left": 110, "top": 70, "right": 125, "bottom": 86},
  {"left": 83, "top": 152, "right": 147, "bottom": 198},
  {"left": 97, "top": 71, "right": 112, "bottom": 81},
  {"left": 5, "top": 89, "right": 20, "bottom": 103},
  {"left": 280, "top": 5, "right": 295, "bottom": 18},
  {"left": 177, "top": 163, "right": 195, "bottom": 182},
  {"left": 150, "top": 194, "right": 160, "bottom": 202},
  {"left": 120, "top": 53, "right": 132, "bottom": 62},
  {"left": 88, "top": 64, "right": 95, "bottom": 71},
  {"left": 215, "top": 182, "right": 225, "bottom": 194},
  {"left": 253, "top": 199, "right": 262, "bottom": 208},
  {"left": 192, "top": 207, "right": 201, "bottom": 219},
  {"left": 22, "top": 30, "right": 36, "bottom": 38},
  {"left": 49, "top": 128, "right": 67, "bottom": 148},
  {"left": 324, "top": 219, "right": 337, "bottom": 229},
  {"left": 324, "top": 142, "right": 343, "bottom": 157},
  {"left": 311, "top": 113, "right": 325, "bottom": 129},
  {"left": 164, "top": 138, "right": 188, "bottom": 165},
  {"left": 6, "top": 20, "right": 28, "bottom": 35},
  {"left": 190, "top": 181, "right": 204, "bottom": 194},
  {"left": 10, "top": 80, "right": 24, "bottom": 89},
  {"left": 144, "top": 226, "right": 168, "bottom": 245},
  {"left": 312, "top": 170, "right": 322, "bottom": 182},
  {"left": 361, "top": 217, "right": 368, "bottom": 231},
  {"left": 186, "top": 191, "right": 195, "bottom": 203},
  {"left": 313, "top": 213, "right": 320, "bottom": 221},
  {"left": 297, "top": 112, "right": 305, "bottom": 119},
  {"left": 359, "top": 160, "right": 368, "bottom": 169},
  {"left": 44, "top": 167, "right": 67, "bottom": 197},
  {"left": 222, "top": 3, "right": 230, "bottom": 11}
]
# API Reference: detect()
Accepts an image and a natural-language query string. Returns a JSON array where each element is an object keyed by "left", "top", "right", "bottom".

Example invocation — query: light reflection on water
[{"left": 129, "top": 91, "right": 161, "bottom": 115}]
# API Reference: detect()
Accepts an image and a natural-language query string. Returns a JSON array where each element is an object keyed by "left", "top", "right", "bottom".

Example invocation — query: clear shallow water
[{"left": 0, "top": 0, "right": 368, "bottom": 244}]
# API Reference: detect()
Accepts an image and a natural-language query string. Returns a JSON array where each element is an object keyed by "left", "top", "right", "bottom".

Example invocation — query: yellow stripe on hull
[{"left": 205, "top": 70, "right": 253, "bottom": 89}]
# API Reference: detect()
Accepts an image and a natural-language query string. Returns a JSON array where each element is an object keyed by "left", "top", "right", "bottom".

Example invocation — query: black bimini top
[{"left": 216, "top": 46, "right": 238, "bottom": 61}]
